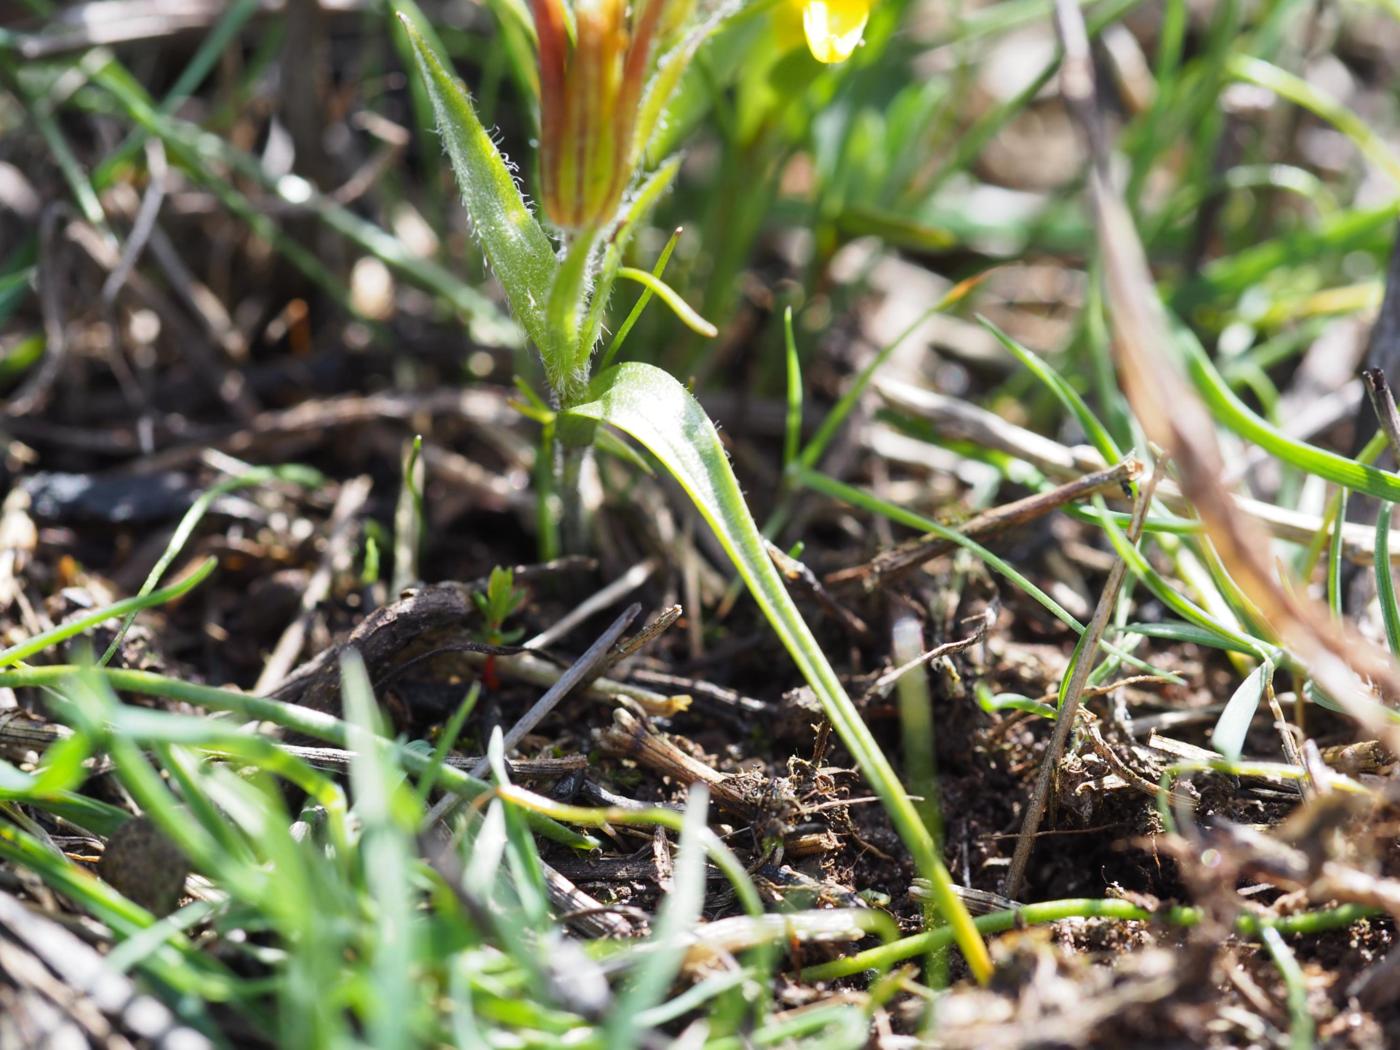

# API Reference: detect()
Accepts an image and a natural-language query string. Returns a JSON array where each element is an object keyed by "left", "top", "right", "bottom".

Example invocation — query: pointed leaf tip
[{"left": 399, "top": 16, "right": 561, "bottom": 373}]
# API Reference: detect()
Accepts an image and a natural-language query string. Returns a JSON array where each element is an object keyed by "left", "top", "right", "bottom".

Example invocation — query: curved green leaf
[
  {"left": 563, "top": 362, "right": 992, "bottom": 983},
  {"left": 616, "top": 267, "right": 717, "bottom": 338},
  {"left": 1180, "top": 331, "right": 1400, "bottom": 503}
]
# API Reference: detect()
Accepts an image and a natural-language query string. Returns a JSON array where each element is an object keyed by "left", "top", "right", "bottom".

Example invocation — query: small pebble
[{"left": 97, "top": 816, "right": 190, "bottom": 917}]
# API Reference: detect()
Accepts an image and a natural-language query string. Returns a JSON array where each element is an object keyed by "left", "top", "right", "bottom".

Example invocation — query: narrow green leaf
[
  {"left": 598, "top": 225, "right": 682, "bottom": 372},
  {"left": 548, "top": 229, "right": 601, "bottom": 373},
  {"left": 1228, "top": 54, "right": 1400, "bottom": 188},
  {"left": 979, "top": 315, "right": 1123, "bottom": 465},
  {"left": 800, "top": 274, "right": 982, "bottom": 471},
  {"left": 607, "top": 788, "right": 710, "bottom": 1046},
  {"left": 563, "top": 362, "right": 993, "bottom": 983},
  {"left": 0, "top": 664, "right": 593, "bottom": 850},
  {"left": 586, "top": 160, "right": 684, "bottom": 370},
  {"left": 783, "top": 306, "right": 803, "bottom": 471},
  {"left": 0, "top": 558, "right": 218, "bottom": 668},
  {"left": 1328, "top": 488, "right": 1349, "bottom": 619},
  {"left": 797, "top": 469, "right": 1177, "bottom": 681},
  {"left": 1123, "top": 620, "right": 1263, "bottom": 656},
  {"left": 413, "top": 684, "right": 480, "bottom": 805},
  {"left": 1180, "top": 332, "right": 1400, "bottom": 502},
  {"left": 341, "top": 651, "right": 418, "bottom": 1050},
  {"left": 1377, "top": 503, "right": 1400, "bottom": 656},
  {"left": 1097, "top": 507, "right": 1271, "bottom": 659},
  {"left": 616, "top": 267, "right": 718, "bottom": 338},
  {"left": 399, "top": 17, "right": 560, "bottom": 365},
  {"left": 1259, "top": 924, "right": 1316, "bottom": 1050},
  {"left": 973, "top": 683, "right": 1057, "bottom": 720},
  {"left": 101, "top": 465, "right": 319, "bottom": 665}
]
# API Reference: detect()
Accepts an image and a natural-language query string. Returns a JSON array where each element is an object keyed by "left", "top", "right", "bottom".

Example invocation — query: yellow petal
[{"left": 802, "top": 0, "right": 869, "bottom": 64}]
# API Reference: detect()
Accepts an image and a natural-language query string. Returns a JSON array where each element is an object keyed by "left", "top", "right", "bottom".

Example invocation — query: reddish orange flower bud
[{"left": 533, "top": 0, "right": 666, "bottom": 230}]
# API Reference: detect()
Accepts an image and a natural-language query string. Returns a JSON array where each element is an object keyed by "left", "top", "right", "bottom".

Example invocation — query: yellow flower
[{"left": 801, "top": 0, "right": 869, "bottom": 63}]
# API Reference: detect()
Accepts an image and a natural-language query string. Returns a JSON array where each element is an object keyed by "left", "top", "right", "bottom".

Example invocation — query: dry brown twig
[
  {"left": 464, "top": 603, "right": 640, "bottom": 782},
  {"left": 597, "top": 707, "right": 768, "bottom": 821},
  {"left": 826, "top": 457, "right": 1141, "bottom": 592}
]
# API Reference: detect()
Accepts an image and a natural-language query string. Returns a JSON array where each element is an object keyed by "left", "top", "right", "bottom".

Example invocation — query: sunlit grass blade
[
  {"left": 91, "top": 0, "right": 262, "bottom": 187},
  {"left": 1328, "top": 488, "right": 1349, "bottom": 619},
  {"left": 1227, "top": 55, "right": 1400, "bottom": 188},
  {"left": 1095, "top": 501, "right": 1274, "bottom": 660},
  {"left": 979, "top": 315, "right": 1123, "bottom": 464},
  {"left": 1377, "top": 503, "right": 1400, "bottom": 656},
  {"left": 798, "top": 273, "right": 986, "bottom": 472},
  {"left": 1180, "top": 331, "right": 1400, "bottom": 502},
  {"left": 412, "top": 684, "right": 481, "bottom": 805},
  {"left": 783, "top": 306, "right": 803, "bottom": 472},
  {"left": 796, "top": 469, "right": 1179, "bottom": 680},
  {"left": 800, "top": 898, "right": 1376, "bottom": 982},
  {"left": 1259, "top": 925, "right": 1315, "bottom": 1050},
  {"left": 598, "top": 227, "right": 683, "bottom": 372},
  {"left": 607, "top": 787, "right": 710, "bottom": 1046},
  {"left": 1123, "top": 620, "right": 1262, "bottom": 656},
  {"left": 341, "top": 651, "right": 419, "bottom": 1050},
  {"left": 616, "top": 267, "right": 718, "bottom": 338},
  {"left": 1210, "top": 660, "right": 1271, "bottom": 762},
  {"left": 0, "top": 664, "right": 594, "bottom": 850},
  {"left": 101, "top": 465, "right": 320, "bottom": 665},
  {"left": 0, "top": 557, "right": 217, "bottom": 667},
  {"left": 563, "top": 362, "right": 993, "bottom": 983}
]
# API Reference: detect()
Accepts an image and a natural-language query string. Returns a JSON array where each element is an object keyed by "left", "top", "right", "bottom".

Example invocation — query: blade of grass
[
  {"left": 782, "top": 305, "right": 803, "bottom": 472},
  {"left": 801, "top": 899, "right": 1376, "bottom": 981},
  {"left": 798, "top": 273, "right": 985, "bottom": 472},
  {"left": 606, "top": 787, "right": 710, "bottom": 1047},
  {"left": 1377, "top": 503, "right": 1400, "bottom": 656},
  {"left": 1328, "top": 488, "right": 1349, "bottom": 619},
  {"left": 979, "top": 315, "right": 1123, "bottom": 464},
  {"left": 91, "top": 0, "right": 262, "bottom": 187},
  {"left": 0, "top": 664, "right": 594, "bottom": 850},
  {"left": 341, "top": 651, "right": 419, "bottom": 1050},
  {"left": 597, "top": 227, "right": 682, "bottom": 372},
  {"left": 0, "top": 557, "right": 217, "bottom": 667},
  {"left": 1210, "top": 660, "right": 1272, "bottom": 762},
  {"left": 1259, "top": 925, "right": 1315, "bottom": 1050},
  {"left": 1227, "top": 54, "right": 1400, "bottom": 188},
  {"left": 615, "top": 267, "right": 718, "bottom": 339},
  {"left": 1180, "top": 331, "right": 1400, "bottom": 503}
]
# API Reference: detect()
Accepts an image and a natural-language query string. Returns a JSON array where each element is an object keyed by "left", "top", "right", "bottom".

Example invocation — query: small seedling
[
  {"left": 473, "top": 565, "right": 526, "bottom": 689},
  {"left": 472, "top": 566, "right": 527, "bottom": 647}
]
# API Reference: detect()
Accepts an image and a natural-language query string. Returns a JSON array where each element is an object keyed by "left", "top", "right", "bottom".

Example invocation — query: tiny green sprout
[{"left": 472, "top": 566, "right": 527, "bottom": 646}]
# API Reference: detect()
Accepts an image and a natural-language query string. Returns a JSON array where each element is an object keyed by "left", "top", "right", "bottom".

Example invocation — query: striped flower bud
[{"left": 533, "top": 0, "right": 666, "bottom": 230}]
